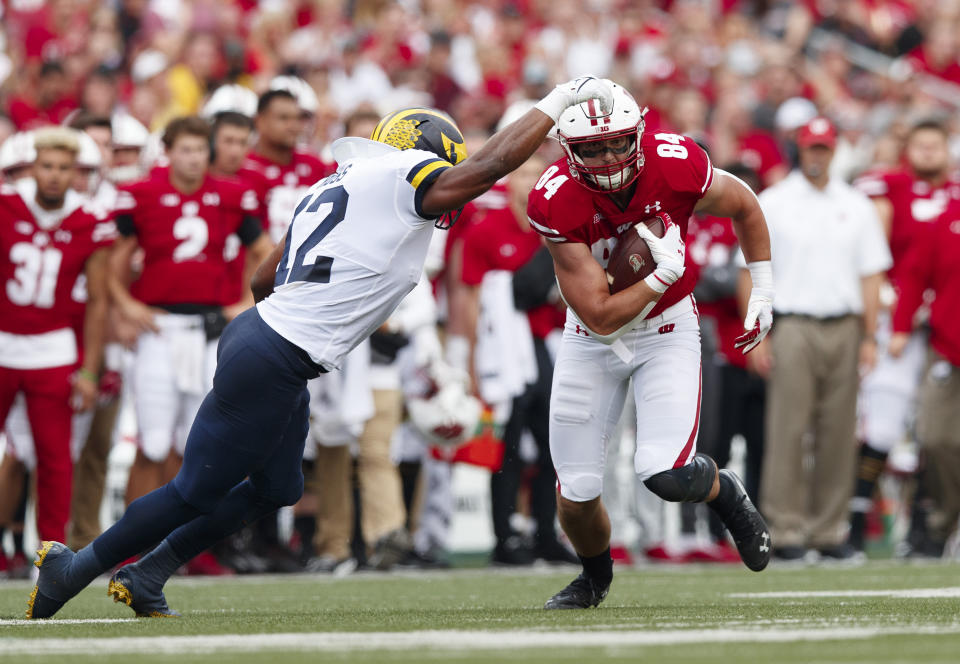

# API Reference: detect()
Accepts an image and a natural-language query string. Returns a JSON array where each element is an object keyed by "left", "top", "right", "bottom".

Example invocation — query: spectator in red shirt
[{"left": 8, "top": 61, "right": 78, "bottom": 130}]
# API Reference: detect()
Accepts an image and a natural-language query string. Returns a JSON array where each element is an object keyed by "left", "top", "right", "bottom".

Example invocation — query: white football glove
[
  {"left": 534, "top": 76, "right": 614, "bottom": 123},
  {"left": 636, "top": 220, "right": 686, "bottom": 294},
  {"left": 735, "top": 260, "right": 774, "bottom": 354}
]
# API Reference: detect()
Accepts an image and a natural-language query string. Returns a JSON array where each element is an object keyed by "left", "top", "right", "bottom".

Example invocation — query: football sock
[
  {"left": 851, "top": 443, "right": 888, "bottom": 506},
  {"left": 93, "top": 482, "right": 201, "bottom": 571},
  {"left": 579, "top": 547, "right": 613, "bottom": 586},
  {"left": 293, "top": 515, "right": 316, "bottom": 558},
  {"left": 12, "top": 529, "right": 24, "bottom": 556},
  {"left": 848, "top": 443, "right": 887, "bottom": 549},
  {"left": 707, "top": 471, "right": 739, "bottom": 517}
]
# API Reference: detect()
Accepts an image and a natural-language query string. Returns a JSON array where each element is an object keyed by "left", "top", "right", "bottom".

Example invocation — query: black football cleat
[
  {"left": 543, "top": 573, "right": 609, "bottom": 610},
  {"left": 716, "top": 469, "right": 771, "bottom": 572}
]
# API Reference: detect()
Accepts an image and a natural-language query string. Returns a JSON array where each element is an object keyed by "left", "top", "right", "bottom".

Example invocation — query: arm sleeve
[
  {"left": 237, "top": 215, "right": 263, "bottom": 246},
  {"left": 113, "top": 187, "right": 137, "bottom": 237},
  {"left": 405, "top": 156, "right": 453, "bottom": 219}
]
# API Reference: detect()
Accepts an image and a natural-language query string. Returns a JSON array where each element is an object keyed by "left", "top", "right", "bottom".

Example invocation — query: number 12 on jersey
[{"left": 275, "top": 186, "right": 348, "bottom": 287}]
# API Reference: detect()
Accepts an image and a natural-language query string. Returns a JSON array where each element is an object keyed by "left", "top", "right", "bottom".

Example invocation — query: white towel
[{"left": 474, "top": 270, "right": 537, "bottom": 411}]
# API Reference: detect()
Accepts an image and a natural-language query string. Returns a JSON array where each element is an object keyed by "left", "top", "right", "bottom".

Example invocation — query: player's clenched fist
[
  {"left": 735, "top": 260, "right": 774, "bottom": 354},
  {"left": 636, "top": 221, "right": 686, "bottom": 293},
  {"left": 534, "top": 76, "right": 614, "bottom": 123}
]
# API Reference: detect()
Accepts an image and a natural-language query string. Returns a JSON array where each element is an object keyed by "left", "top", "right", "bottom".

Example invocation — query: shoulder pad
[{"left": 642, "top": 132, "right": 713, "bottom": 197}]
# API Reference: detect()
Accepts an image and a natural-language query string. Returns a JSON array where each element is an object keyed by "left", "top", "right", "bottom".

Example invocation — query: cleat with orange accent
[
  {"left": 25, "top": 541, "right": 77, "bottom": 619},
  {"left": 108, "top": 566, "right": 180, "bottom": 618}
]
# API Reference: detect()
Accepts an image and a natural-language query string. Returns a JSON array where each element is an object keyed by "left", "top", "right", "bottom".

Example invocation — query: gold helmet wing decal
[{"left": 441, "top": 131, "right": 467, "bottom": 165}]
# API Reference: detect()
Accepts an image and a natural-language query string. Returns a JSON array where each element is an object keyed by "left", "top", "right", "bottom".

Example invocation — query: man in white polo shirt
[{"left": 751, "top": 117, "right": 891, "bottom": 561}]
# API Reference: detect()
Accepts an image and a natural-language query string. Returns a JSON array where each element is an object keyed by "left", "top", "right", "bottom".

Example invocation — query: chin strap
[{"left": 435, "top": 207, "right": 463, "bottom": 230}]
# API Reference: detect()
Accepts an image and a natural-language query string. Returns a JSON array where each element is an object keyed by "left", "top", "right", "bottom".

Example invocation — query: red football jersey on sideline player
[
  {"left": 893, "top": 200, "right": 960, "bottom": 367},
  {"left": 239, "top": 150, "right": 334, "bottom": 243},
  {"left": 527, "top": 131, "right": 713, "bottom": 319},
  {"left": 460, "top": 206, "right": 565, "bottom": 339},
  {"left": 854, "top": 168, "right": 960, "bottom": 289},
  {"left": 0, "top": 182, "right": 115, "bottom": 336},
  {"left": 114, "top": 174, "right": 261, "bottom": 307}
]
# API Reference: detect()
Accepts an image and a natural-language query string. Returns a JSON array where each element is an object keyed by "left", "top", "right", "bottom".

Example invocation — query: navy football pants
[{"left": 92, "top": 308, "right": 321, "bottom": 567}]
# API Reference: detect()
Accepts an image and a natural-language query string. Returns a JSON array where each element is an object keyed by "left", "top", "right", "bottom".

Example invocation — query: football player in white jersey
[{"left": 26, "top": 76, "right": 616, "bottom": 619}]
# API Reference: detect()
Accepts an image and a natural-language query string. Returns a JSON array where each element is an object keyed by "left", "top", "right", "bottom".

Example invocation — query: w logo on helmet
[{"left": 372, "top": 107, "right": 468, "bottom": 165}]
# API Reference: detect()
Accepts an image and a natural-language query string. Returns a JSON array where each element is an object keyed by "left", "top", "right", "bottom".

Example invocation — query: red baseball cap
[{"left": 797, "top": 117, "right": 837, "bottom": 148}]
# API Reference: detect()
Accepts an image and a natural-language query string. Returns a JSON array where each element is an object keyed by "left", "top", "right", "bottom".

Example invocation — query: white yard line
[
  {"left": 0, "top": 618, "right": 137, "bottom": 626},
  {"left": 728, "top": 588, "right": 960, "bottom": 599},
  {"left": 2, "top": 625, "right": 959, "bottom": 656}
]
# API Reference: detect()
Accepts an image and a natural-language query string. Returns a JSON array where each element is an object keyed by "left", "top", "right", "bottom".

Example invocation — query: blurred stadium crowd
[{"left": 2, "top": 0, "right": 960, "bottom": 578}]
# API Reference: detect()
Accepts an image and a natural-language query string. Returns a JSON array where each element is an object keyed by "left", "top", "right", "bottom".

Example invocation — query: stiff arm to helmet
[{"left": 371, "top": 77, "right": 614, "bottom": 227}]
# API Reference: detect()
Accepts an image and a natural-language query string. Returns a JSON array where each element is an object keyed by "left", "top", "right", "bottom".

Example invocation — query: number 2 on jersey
[{"left": 275, "top": 185, "right": 349, "bottom": 287}]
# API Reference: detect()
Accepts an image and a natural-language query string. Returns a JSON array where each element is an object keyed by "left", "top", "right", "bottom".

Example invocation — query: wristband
[
  {"left": 747, "top": 260, "right": 773, "bottom": 291},
  {"left": 76, "top": 368, "right": 97, "bottom": 383},
  {"left": 643, "top": 270, "right": 672, "bottom": 294},
  {"left": 533, "top": 89, "right": 567, "bottom": 124}
]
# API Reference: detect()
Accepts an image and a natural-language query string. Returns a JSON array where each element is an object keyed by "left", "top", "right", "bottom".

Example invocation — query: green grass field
[{"left": 2, "top": 561, "right": 959, "bottom": 663}]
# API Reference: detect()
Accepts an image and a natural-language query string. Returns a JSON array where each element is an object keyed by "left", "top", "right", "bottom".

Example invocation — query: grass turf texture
[{"left": 1, "top": 561, "right": 959, "bottom": 663}]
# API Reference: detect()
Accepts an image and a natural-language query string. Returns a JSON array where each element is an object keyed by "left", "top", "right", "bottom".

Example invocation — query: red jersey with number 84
[{"left": 527, "top": 131, "right": 713, "bottom": 318}]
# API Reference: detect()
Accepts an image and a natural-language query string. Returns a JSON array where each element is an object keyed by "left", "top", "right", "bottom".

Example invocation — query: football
[{"left": 605, "top": 215, "right": 668, "bottom": 294}]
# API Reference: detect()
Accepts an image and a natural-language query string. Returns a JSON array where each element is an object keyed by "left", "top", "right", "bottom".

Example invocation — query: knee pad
[
  {"left": 559, "top": 472, "right": 603, "bottom": 503},
  {"left": 643, "top": 453, "right": 717, "bottom": 503}
]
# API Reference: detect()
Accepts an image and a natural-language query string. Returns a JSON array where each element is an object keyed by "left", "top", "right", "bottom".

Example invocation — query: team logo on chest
[
  {"left": 644, "top": 201, "right": 661, "bottom": 214},
  {"left": 14, "top": 221, "right": 33, "bottom": 235}
]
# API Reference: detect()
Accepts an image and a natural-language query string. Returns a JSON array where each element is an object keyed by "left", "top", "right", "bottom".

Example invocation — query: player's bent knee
[{"left": 643, "top": 453, "right": 716, "bottom": 503}]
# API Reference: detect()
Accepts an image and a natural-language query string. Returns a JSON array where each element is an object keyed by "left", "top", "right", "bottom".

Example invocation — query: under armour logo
[
  {"left": 574, "top": 325, "right": 590, "bottom": 337},
  {"left": 760, "top": 532, "right": 770, "bottom": 553},
  {"left": 645, "top": 201, "right": 661, "bottom": 214}
]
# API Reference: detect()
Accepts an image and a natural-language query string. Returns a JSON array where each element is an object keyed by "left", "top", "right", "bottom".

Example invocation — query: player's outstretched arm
[
  {"left": 421, "top": 77, "right": 613, "bottom": 216},
  {"left": 696, "top": 170, "right": 773, "bottom": 353}
]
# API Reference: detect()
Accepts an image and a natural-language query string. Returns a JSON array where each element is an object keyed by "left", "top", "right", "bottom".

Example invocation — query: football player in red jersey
[
  {"left": 239, "top": 89, "right": 334, "bottom": 244},
  {"left": 528, "top": 80, "right": 774, "bottom": 609},
  {"left": 0, "top": 127, "right": 114, "bottom": 544},
  {"left": 850, "top": 119, "right": 960, "bottom": 554},
  {"left": 108, "top": 117, "right": 272, "bottom": 509}
]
